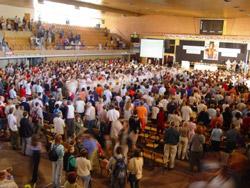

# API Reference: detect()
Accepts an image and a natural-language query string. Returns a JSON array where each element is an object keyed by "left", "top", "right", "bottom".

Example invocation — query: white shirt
[
  {"left": 85, "top": 106, "right": 96, "bottom": 121},
  {"left": 67, "top": 104, "right": 75, "bottom": 119},
  {"left": 53, "top": 117, "right": 65, "bottom": 135},
  {"left": 25, "top": 83, "right": 32, "bottom": 95},
  {"left": 9, "top": 89, "right": 17, "bottom": 99},
  {"left": 76, "top": 157, "right": 92, "bottom": 176},
  {"left": 104, "top": 89, "right": 112, "bottom": 102},
  {"left": 181, "top": 105, "right": 192, "bottom": 122},
  {"left": 36, "top": 85, "right": 44, "bottom": 93},
  {"left": 32, "top": 98, "right": 43, "bottom": 108},
  {"left": 151, "top": 106, "right": 159, "bottom": 120},
  {"left": 110, "top": 120, "right": 123, "bottom": 139},
  {"left": 75, "top": 100, "right": 85, "bottom": 114},
  {"left": 107, "top": 109, "right": 120, "bottom": 122},
  {"left": 7, "top": 114, "right": 18, "bottom": 131},
  {"left": 207, "top": 108, "right": 217, "bottom": 119},
  {"left": 159, "top": 86, "right": 166, "bottom": 96}
]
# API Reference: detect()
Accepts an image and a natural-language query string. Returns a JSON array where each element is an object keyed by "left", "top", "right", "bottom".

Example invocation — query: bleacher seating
[
  {"left": 0, "top": 31, "right": 32, "bottom": 50},
  {"left": 41, "top": 23, "right": 110, "bottom": 49}
]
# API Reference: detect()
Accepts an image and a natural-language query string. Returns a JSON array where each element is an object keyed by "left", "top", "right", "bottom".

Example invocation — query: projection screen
[{"left": 140, "top": 39, "right": 164, "bottom": 58}]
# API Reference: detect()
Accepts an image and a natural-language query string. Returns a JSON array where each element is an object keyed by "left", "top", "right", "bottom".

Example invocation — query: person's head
[
  {"left": 68, "top": 145, "right": 75, "bottom": 154},
  {"left": 195, "top": 126, "right": 203, "bottom": 135},
  {"left": 8, "top": 107, "right": 14, "bottom": 114},
  {"left": 133, "top": 149, "right": 141, "bottom": 158},
  {"left": 67, "top": 100, "right": 71, "bottom": 105},
  {"left": 115, "top": 146, "right": 122, "bottom": 155},
  {"left": 235, "top": 112, "right": 241, "bottom": 120},
  {"left": 23, "top": 111, "right": 28, "bottom": 118},
  {"left": 55, "top": 134, "right": 62, "bottom": 144},
  {"left": 247, "top": 112, "right": 250, "bottom": 117},
  {"left": 80, "top": 149, "right": 88, "bottom": 158},
  {"left": 55, "top": 104, "right": 59, "bottom": 109},
  {"left": 67, "top": 171, "right": 77, "bottom": 184},
  {"left": 75, "top": 114, "right": 81, "bottom": 121}
]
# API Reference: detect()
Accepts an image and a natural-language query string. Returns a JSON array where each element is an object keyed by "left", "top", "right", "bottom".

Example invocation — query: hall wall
[
  {"left": 104, "top": 14, "right": 250, "bottom": 40},
  {"left": 0, "top": 4, "right": 34, "bottom": 19}
]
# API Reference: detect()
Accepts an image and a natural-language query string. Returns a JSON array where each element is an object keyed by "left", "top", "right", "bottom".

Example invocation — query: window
[{"left": 33, "top": 0, "right": 102, "bottom": 27}]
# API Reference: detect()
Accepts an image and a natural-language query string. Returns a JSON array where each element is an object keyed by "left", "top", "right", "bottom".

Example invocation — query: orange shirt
[
  {"left": 96, "top": 86, "right": 103, "bottom": 97},
  {"left": 136, "top": 105, "right": 147, "bottom": 119}
]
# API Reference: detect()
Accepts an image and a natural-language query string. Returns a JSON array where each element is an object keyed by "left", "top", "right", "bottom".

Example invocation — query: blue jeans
[
  {"left": 22, "top": 137, "right": 31, "bottom": 155},
  {"left": 52, "top": 159, "right": 63, "bottom": 188},
  {"left": 80, "top": 175, "right": 91, "bottom": 188},
  {"left": 86, "top": 120, "right": 96, "bottom": 134}
]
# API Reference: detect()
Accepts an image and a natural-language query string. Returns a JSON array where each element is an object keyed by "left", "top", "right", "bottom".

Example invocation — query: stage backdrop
[{"left": 176, "top": 40, "right": 248, "bottom": 63}]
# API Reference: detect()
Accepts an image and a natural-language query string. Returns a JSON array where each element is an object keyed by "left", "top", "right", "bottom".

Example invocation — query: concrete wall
[{"left": 0, "top": 4, "right": 34, "bottom": 19}]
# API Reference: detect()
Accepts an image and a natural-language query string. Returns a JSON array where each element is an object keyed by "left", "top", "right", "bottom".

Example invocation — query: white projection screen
[{"left": 140, "top": 39, "right": 164, "bottom": 58}]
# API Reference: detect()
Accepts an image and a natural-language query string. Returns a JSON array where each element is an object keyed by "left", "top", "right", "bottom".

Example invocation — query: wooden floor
[{"left": 2, "top": 140, "right": 249, "bottom": 188}]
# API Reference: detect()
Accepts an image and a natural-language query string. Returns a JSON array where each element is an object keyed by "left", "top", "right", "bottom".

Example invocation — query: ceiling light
[
  {"left": 233, "top": 6, "right": 239, "bottom": 8},
  {"left": 224, "top": 0, "right": 231, "bottom": 2},
  {"left": 239, "top": 9, "right": 245, "bottom": 12}
]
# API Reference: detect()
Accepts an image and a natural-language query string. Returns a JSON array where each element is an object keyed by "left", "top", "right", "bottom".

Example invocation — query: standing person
[
  {"left": 64, "top": 145, "right": 76, "bottom": 173},
  {"left": 64, "top": 172, "right": 80, "bottom": 188},
  {"left": 189, "top": 126, "right": 205, "bottom": 172},
  {"left": 107, "top": 105, "right": 120, "bottom": 122},
  {"left": 136, "top": 102, "right": 147, "bottom": 131},
  {"left": 7, "top": 108, "right": 19, "bottom": 150},
  {"left": 66, "top": 101, "right": 75, "bottom": 139},
  {"left": 163, "top": 122, "right": 180, "bottom": 169},
  {"left": 177, "top": 122, "right": 189, "bottom": 160},
  {"left": 110, "top": 119, "right": 123, "bottom": 146},
  {"left": 31, "top": 102, "right": 43, "bottom": 135},
  {"left": 76, "top": 149, "right": 92, "bottom": 188},
  {"left": 181, "top": 102, "right": 192, "bottom": 122},
  {"left": 225, "top": 124, "right": 240, "bottom": 153},
  {"left": 75, "top": 97, "right": 85, "bottom": 119},
  {"left": 30, "top": 135, "right": 41, "bottom": 185},
  {"left": 157, "top": 107, "right": 165, "bottom": 134},
  {"left": 222, "top": 107, "right": 233, "bottom": 130},
  {"left": 107, "top": 146, "right": 126, "bottom": 188},
  {"left": 85, "top": 102, "right": 96, "bottom": 134},
  {"left": 51, "top": 135, "right": 65, "bottom": 188},
  {"left": 128, "top": 149, "right": 143, "bottom": 188},
  {"left": 128, "top": 114, "right": 140, "bottom": 150},
  {"left": 53, "top": 112, "right": 65, "bottom": 138},
  {"left": 210, "top": 123, "right": 223, "bottom": 152},
  {"left": 19, "top": 111, "right": 33, "bottom": 155},
  {"left": 124, "top": 99, "right": 133, "bottom": 121}
]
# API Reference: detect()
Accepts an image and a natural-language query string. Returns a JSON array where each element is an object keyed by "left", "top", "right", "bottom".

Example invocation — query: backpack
[
  {"left": 66, "top": 155, "right": 76, "bottom": 172},
  {"left": 113, "top": 157, "right": 127, "bottom": 179},
  {"left": 48, "top": 144, "right": 59, "bottom": 161}
]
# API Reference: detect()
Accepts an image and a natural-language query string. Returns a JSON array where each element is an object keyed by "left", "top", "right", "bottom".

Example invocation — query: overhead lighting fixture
[
  {"left": 224, "top": 0, "right": 231, "bottom": 2},
  {"left": 233, "top": 6, "right": 239, "bottom": 9},
  {"left": 239, "top": 9, "right": 245, "bottom": 12}
]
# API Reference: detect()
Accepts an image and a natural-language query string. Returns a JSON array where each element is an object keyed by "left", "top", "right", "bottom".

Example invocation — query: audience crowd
[{"left": 0, "top": 58, "right": 249, "bottom": 188}]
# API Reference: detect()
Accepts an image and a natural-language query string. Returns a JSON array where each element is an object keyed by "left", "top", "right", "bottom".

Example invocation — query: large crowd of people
[{"left": 0, "top": 58, "right": 250, "bottom": 188}]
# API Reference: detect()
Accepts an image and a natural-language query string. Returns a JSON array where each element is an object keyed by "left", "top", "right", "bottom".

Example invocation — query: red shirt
[{"left": 20, "top": 87, "right": 26, "bottom": 98}]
